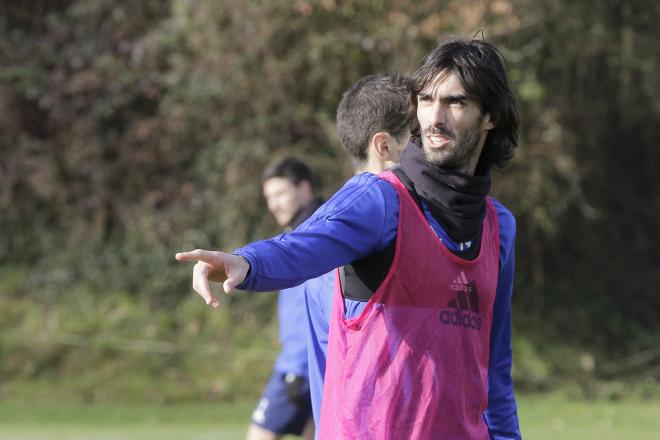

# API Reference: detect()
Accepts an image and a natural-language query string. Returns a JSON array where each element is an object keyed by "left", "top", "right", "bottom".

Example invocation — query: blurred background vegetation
[{"left": 1, "top": 0, "right": 659, "bottom": 405}]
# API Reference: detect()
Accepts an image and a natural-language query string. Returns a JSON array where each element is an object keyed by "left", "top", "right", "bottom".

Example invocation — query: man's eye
[{"left": 418, "top": 94, "right": 432, "bottom": 102}]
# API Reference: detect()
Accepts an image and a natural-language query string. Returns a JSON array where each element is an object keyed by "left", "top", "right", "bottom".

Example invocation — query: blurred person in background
[
  {"left": 178, "top": 36, "right": 521, "bottom": 439},
  {"left": 247, "top": 157, "right": 321, "bottom": 440}
]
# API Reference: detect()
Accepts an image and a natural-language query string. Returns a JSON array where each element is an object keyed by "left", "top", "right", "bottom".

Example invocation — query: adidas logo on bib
[{"left": 438, "top": 271, "right": 482, "bottom": 331}]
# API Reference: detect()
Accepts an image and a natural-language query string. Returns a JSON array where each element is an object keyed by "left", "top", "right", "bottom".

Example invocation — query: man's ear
[
  {"left": 483, "top": 113, "right": 495, "bottom": 131},
  {"left": 372, "top": 132, "right": 395, "bottom": 162}
]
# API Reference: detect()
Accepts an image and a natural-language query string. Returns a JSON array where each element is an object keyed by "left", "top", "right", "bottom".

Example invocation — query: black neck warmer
[
  {"left": 287, "top": 197, "right": 324, "bottom": 230},
  {"left": 399, "top": 137, "right": 491, "bottom": 244}
]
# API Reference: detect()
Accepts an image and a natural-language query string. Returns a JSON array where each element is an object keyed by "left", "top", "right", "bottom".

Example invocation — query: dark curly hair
[{"left": 410, "top": 37, "right": 519, "bottom": 170}]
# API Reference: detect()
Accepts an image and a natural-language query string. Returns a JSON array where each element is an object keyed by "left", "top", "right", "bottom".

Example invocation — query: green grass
[
  {"left": 518, "top": 393, "right": 660, "bottom": 440},
  {"left": 0, "top": 426, "right": 245, "bottom": 440},
  {"left": 0, "top": 401, "right": 251, "bottom": 440},
  {"left": 0, "top": 401, "right": 250, "bottom": 424},
  {"left": 0, "top": 393, "right": 658, "bottom": 439}
]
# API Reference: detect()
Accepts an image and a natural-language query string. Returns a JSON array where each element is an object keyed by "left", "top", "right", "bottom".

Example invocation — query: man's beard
[{"left": 422, "top": 115, "right": 484, "bottom": 170}]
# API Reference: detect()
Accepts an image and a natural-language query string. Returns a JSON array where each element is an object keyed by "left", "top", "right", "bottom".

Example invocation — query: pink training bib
[{"left": 319, "top": 171, "right": 500, "bottom": 440}]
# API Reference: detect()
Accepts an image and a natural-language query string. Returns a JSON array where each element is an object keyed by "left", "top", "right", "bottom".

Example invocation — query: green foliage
[
  {"left": 500, "top": 0, "right": 660, "bottom": 349},
  {"left": 0, "top": 269, "right": 279, "bottom": 403}
]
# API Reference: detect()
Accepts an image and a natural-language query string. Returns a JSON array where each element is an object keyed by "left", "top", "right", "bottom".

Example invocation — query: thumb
[
  {"left": 223, "top": 277, "right": 238, "bottom": 294},
  {"left": 222, "top": 255, "right": 249, "bottom": 293}
]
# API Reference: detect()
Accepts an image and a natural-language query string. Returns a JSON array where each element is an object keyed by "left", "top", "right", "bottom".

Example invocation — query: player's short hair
[
  {"left": 410, "top": 37, "right": 519, "bottom": 169},
  {"left": 336, "top": 72, "right": 411, "bottom": 165},
  {"left": 262, "top": 156, "right": 315, "bottom": 190}
]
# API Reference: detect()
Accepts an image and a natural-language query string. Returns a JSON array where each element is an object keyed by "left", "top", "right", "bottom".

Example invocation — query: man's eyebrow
[
  {"left": 418, "top": 91, "right": 469, "bottom": 102},
  {"left": 441, "top": 94, "right": 468, "bottom": 102}
]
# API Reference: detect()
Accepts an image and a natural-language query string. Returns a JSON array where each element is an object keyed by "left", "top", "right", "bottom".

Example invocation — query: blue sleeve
[
  {"left": 485, "top": 200, "right": 521, "bottom": 439},
  {"left": 234, "top": 173, "right": 399, "bottom": 291}
]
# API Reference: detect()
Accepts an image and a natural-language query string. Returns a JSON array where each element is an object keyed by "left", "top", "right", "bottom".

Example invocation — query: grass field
[
  {"left": 518, "top": 393, "right": 660, "bottom": 440},
  {"left": 0, "top": 401, "right": 250, "bottom": 440},
  {"left": 0, "top": 393, "right": 658, "bottom": 439}
]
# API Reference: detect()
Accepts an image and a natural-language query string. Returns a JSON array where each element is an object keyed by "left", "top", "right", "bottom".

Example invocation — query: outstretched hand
[{"left": 175, "top": 249, "right": 250, "bottom": 308}]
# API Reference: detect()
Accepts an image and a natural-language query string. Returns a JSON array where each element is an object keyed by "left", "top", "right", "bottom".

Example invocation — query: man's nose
[{"left": 429, "top": 103, "right": 448, "bottom": 127}]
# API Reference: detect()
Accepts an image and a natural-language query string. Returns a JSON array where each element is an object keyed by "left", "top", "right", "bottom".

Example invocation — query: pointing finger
[{"left": 175, "top": 249, "right": 212, "bottom": 263}]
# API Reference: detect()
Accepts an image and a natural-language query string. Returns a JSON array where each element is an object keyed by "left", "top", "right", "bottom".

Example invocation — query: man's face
[
  {"left": 263, "top": 177, "right": 310, "bottom": 227},
  {"left": 416, "top": 71, "right": 493, "bottom": 172}
]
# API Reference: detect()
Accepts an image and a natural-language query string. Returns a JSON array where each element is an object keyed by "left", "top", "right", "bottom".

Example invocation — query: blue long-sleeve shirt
[
  {"left": 273, "top": 283, "right": 309, "bottom": 376},
  {"left": 235, "top": 172, "right": 521, "bottom": 439},
  {"left": 301, "top": 270, "right": 334, "bottom": 432}
]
